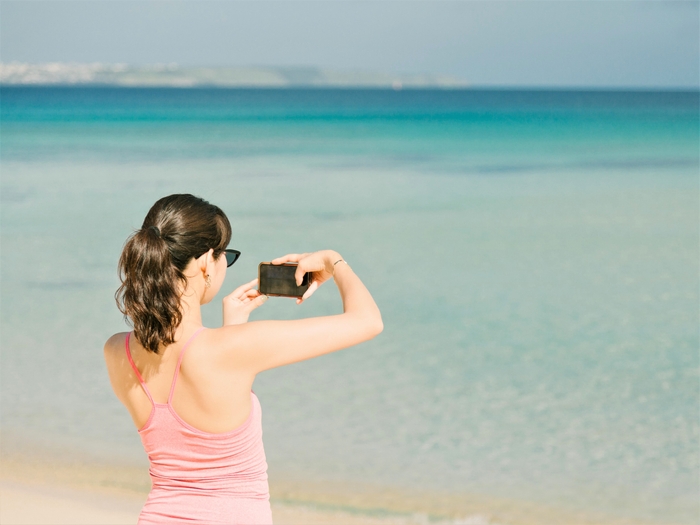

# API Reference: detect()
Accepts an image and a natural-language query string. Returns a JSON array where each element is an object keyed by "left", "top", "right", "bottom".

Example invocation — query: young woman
[{"left": 103, "top": 194, "right": 383, "bottom": 524}]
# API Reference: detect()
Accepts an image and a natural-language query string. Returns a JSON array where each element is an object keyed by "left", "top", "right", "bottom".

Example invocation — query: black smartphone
[{"left": 258, "top": 262, "right": 310, "bottom": 298}]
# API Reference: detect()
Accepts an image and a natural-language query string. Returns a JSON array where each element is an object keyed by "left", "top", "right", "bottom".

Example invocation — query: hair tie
[{"left": 148, "top": 226, "right": 161, "bottom": 237}]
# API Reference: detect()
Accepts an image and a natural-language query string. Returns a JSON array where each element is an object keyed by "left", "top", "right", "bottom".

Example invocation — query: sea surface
[{"left": 1, "top": 87, "right": 698, "bottom": 523}]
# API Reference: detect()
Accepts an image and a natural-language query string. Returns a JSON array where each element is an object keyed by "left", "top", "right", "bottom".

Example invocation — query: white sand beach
[
  {"left": 0, "top": 482, "right": 143, "bottom": 525},
  {"left": 0, "top": 454, "right": 443, "bottom": 525},
  {"left": 0, "top": 481, "right": 439, "bottom": 525},
  {"left": 0, "top": 452, "right": 679, "bottom": 525}
]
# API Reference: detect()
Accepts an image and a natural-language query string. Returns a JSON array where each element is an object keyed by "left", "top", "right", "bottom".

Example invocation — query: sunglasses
[{"left": 224, "top": 249, "right": 241, "bottom": 267}]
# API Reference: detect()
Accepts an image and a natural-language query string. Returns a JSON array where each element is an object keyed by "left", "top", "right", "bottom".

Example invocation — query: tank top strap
[
  {"left": 167, "top": 327, "right": 207, "bottom": 404},
  {"left": 125, "top": 332, "right": 155, "bottom": 405}
]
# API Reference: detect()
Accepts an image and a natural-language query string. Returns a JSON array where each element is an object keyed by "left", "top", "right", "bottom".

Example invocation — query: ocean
[{"left": 1, "top": 87, "right": 698, "bottom": 523}]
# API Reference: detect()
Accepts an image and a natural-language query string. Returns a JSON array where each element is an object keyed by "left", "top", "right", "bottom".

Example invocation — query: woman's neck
[{"left": 177, "top": 282, "right": 205, "bottom": 335}]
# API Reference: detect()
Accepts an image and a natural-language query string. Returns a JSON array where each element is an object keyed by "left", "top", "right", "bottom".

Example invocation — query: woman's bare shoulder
[
  {"left": 195, "top": 325, "right": 245, "bottom": 356},
  {"left": 103, "top": 332, "right": 129, "bottom": 362},
  {"left": 189, "top": 325, "right": 258, "bottom": 370},
  {"left": 102, "top": 332, "right": 134, "bottom": 403}
]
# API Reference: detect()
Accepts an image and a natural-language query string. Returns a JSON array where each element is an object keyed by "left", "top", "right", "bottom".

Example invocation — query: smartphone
[{"left": 258, "top": 262, "right": 310, "bottom": 298}]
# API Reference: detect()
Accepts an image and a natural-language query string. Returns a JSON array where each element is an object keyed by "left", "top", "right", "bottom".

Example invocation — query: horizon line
[{"left": 1, "top": 83, "right": 697, "bottom": 92}]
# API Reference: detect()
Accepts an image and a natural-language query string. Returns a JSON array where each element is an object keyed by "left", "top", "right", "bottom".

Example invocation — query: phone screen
[{"left": 258, "top": 263, "right": 310, "bottom": 298}]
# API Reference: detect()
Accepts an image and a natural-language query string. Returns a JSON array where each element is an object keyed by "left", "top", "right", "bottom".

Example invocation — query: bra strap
[
  {"left": 125, "top": 332, "right": 155, "bottom": 405},
  {"left": 168, "top": 327, "right": 207, "bottom": 404}
]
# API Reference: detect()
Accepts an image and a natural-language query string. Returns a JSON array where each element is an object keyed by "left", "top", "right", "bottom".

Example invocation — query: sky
[{"left": 1, "top": 0, "right": 698, "bottom": 88}]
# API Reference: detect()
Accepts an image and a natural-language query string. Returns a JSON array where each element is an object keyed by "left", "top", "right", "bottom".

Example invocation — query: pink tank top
[{"left": 125, "top": 329, "right": 272, "bottom": 525}]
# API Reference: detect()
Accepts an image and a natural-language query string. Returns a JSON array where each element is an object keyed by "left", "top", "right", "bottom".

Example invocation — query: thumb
[
  {"left": 248, "top": 294, "right": 269, "bottom": 311},
  {"left": 295, "top": 266, "right": 307, "bottom": 286},
  {"left": 301, "top": 281, "right": 319, "bottom": 301}
]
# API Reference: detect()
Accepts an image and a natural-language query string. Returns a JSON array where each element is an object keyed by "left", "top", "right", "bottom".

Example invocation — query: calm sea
[{"left": 1, "top": 87, "right": 698, "bottom": 523}]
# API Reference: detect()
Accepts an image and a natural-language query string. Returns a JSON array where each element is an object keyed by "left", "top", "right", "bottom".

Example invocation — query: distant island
[{"left": 0, "top": 63, "right": 468, "bottom": 89}]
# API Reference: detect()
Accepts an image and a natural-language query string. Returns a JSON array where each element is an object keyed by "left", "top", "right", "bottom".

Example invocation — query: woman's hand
[
  {"left": 219, "top": 249, "right": 382, "bottom": 373},
  {"left": 223, "top": 279, "right": 268, "bottom": 325},
  {"left": 271, "top": 250, "right": 342, "bottom": 304}
]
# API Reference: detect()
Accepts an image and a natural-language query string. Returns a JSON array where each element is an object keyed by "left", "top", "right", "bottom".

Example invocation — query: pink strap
[
  {"left": 125, "top": 332, "right": 155, "bottom": 405},
  {"left": 168, "top": 327, "right": 207, "bottom": 404}
]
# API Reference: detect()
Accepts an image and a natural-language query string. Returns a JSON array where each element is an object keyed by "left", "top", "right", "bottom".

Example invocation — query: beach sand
[
  {"left": 0, "top": 480, "right": 452, "bottom": 525},
  {"left": 0, "top": 453, "right": 443, "bottom": 525},
  {"left": 0, "top": 481, "right": 143, "bottom": 525},
  {"left": 0, "top": 453, "right": 676, "bottom": 525},
  {"left": 0, "top": 481, "right": 441, "bottom": 525}
]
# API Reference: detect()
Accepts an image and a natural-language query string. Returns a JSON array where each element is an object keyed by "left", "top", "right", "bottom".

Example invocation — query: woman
[{"left": 103, "top": 194, "right": 383, "bottom": 524}]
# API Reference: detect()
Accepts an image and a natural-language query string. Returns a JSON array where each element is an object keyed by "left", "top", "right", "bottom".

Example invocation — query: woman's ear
[
  {"left": 204, "top": 248, "right": 216, "bottom": 274},
  {"left": 197, "top": 249, "right": 214, "bottom": 274}
]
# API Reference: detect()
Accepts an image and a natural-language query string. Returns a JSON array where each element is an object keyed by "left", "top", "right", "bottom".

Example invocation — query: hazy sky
[{"left": 1, "top": 0, "right": 698, "bottom": 87}]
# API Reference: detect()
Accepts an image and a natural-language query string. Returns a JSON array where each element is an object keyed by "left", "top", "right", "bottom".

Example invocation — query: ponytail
[{"left": 115, "top": 194, "right": 231, "bottom": 353}]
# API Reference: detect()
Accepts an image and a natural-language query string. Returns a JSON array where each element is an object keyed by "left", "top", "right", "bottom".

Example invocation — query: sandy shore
[
  {"left": 0, "top": 480, "right": 454, "bottom": 525},
  {"left": 0, "top": 477, "right": 681, "bottom": 525},
  {"left": 0, "top": 454, "right": 466, "bottom": 525},
  {"left": 0, "top": 453, "right": 676, "bottom": 525},
  {"left": 0, "top": 481, "right": 143, "bottom": 525},
  {"left": 0, "top": 480, "right": 467, "bottom": 525}
]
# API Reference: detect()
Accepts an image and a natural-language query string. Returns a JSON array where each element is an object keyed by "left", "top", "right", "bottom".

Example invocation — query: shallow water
[{"left": 1, "top": 88, "right": 698, "bottom": 523}]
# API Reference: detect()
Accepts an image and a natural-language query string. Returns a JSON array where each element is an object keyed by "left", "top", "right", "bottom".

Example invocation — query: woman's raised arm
[{"left": 215, "top": 250, "right": 383, "bottom": 373}]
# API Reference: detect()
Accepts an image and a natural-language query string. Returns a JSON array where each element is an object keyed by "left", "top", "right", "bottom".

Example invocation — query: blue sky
[{"left": 1, "top": 0, "right": 698, "bottom": 87}]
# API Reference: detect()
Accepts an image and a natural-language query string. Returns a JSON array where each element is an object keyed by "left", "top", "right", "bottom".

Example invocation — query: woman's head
[{"left": 116, "top": 194, "right": 231, "bottom": 353}]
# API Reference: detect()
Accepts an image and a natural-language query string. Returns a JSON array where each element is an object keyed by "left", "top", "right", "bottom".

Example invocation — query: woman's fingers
[
  {"left": 247, "top": 294, "right": 268, "bottom": 311},
  {"left": 270, "top": 254, "right": 297, "bottom": 264},
  {"left": 295, "top": 281, "right": 319, "bottom": 304},
  {"left": 227, "top": 278, "right": 257, "bottom": 298},
  {"left": 295, "top": 267, "right": 308, "bottom": 286},
  {"left": 295, "top": 257, "right": 326, "bottom": 284},
  {"left": 222, "top": 279, "right": 265, "bottom": 326},
  {"left": 270, "top": 251, "right": 332, "bottom": 294},
  {"left": 302, "top": 281, "right": 319, "bottom": 301},
  {"left": 269, "top": 253, "right": 318, "bottom": 285},
  {"left": 237, "top": 290, "right": 259, "bottom": 304},
  {"left": 271, "top": 253, "right": 310, "bottom": 265}
]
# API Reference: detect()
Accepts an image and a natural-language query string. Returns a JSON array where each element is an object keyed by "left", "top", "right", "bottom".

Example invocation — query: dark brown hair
[{"left": 116, "top": 194, "right": 231, "bottom": 353}]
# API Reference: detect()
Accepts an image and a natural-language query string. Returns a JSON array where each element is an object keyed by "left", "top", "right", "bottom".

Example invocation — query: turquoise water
[{"left": 1, "top": 88, "right": 698, "bottom": 522}]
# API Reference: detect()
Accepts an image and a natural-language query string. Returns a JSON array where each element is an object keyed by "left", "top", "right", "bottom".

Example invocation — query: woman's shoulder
[
  {"left": 186, "top": 325, "right": 257, "bottom": 372},
  {"left": 103, "top": 332, "right": 129, "bottom": 362},
  {"left": 103, "top": 332, "right": 140, "bottom": 405},
  {"left": 189, "top": 325, "right": 240, "bottom": 357}
]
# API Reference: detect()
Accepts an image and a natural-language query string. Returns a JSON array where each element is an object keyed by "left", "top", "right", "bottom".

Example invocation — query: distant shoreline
[
  {"left": 3, "top": 63, "right": 696, "bottom": 91},
  {"left": 0, "top": 63, "right": 468, "bottom": 89}
]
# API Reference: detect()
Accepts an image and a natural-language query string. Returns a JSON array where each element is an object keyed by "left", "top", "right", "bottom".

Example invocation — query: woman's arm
[{"left": 215, "top": 250, "right": 383, "bottom": 373}]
